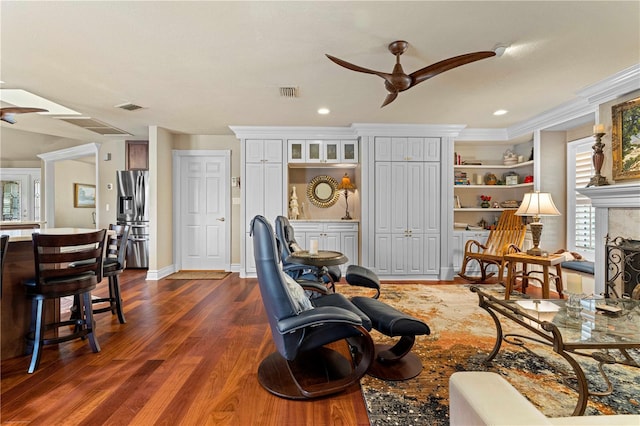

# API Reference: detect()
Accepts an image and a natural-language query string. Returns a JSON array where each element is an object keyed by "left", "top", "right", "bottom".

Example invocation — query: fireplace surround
[{"left": 578, "top": 183, "right": 640, "bottom": 295}]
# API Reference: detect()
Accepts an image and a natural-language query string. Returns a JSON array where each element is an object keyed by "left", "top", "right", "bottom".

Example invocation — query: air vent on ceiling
[
  {"left": 114, "top": 102, "right": 144, "bottom": 111},
  {"left": 279, "top": 87, "right": 299, "bottom": 98},
  {"left": 57, "top": 117, "right": 131, "bottom": 135}
]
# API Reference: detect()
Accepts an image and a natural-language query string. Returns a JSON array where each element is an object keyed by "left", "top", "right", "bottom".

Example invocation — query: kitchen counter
[
  {"left": 0, "top": 221, "right": 46, "bottom": 230},
  {"left": 1, "top": 227, "right": 106, "bottom": 360}
]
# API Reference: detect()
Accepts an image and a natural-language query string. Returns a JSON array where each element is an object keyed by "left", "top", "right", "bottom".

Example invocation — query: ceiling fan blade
[
  {"left": 380, "top": 92, "right": 398, "bottom": 108},
  {"left": 409, "top": 51, "right": 496, "bottom": 86},
  {"left": 0, "top": 107, "right": 48, "bottom": 124},
  {"left": 326, "top": 54, "right": 393, "bottom": 81},
  {"left": 0, "top": 107, "right": 48, "bottom": 114}
]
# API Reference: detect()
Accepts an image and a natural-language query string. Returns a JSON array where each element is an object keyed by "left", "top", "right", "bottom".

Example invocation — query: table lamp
[
  {"left": 515, "top": 191, "right": 561, "bottom": 256},
  {"left": 337, "top": 173, "right": 356, "bottom": 220}
]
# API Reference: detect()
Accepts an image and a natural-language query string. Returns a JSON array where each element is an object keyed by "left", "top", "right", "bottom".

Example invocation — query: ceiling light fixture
[
  {"left": 493, "top": 109, "right": 508, "bottom": 116},
  {"left": 493, "top": 43, "right": 511, "bottom": 57},
  {"left": 317, "top": 108, "right": 330, "bottom": 115}
]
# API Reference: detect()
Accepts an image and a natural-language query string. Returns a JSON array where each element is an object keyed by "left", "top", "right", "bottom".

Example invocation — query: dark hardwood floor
[
  {"left": 1, "top": 270, "right": 370, "bottom": 425},
  {"left": 1, "top": 270, "right": 557, "bottom": 425}
]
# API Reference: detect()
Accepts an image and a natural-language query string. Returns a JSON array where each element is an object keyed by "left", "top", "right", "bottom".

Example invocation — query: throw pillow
[{"left": 283, "top": 274, "right": 313, "bottom": 313}]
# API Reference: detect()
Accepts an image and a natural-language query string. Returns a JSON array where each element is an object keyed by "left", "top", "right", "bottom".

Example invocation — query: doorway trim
[
  {"left": 38, "top": 143, "right": 100, "bottom": 228},
  {"left": 172, "top": 149, "right": 231, "bottom": 271}
]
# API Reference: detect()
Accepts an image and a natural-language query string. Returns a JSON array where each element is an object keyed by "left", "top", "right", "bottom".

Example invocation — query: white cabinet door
[
  {"left": 245, "top": 139, "right": 282, "bottom": 163},
  {"left": 423, "top": 162, "right": 441, "bottom": 233},
  {"left": 374, "top": 137, "right": 393, "bottom": 161},
  {"left": 324, "top": 141, "right": 340, "bottom": 163},
  {"left": 288, "top": 140, "right": 305, "bottom": 163},
  {"left": 423, "top": 137, "right": 441, "bottom": 162},
  {"left": 375, "top": 233, "right": 392, "bottom": 275},
  {"left": 341, "top": 140, "right": 358, "bottom": 163},
  {"left": 406, "top": 162, "right": 425, "bottom": 233},
  {"left": 452, "top": 231, "right": 464, "bottom": 272},
  {"left": 374, "top": 162, "right": 393, "bottom": 233},
  {"left": 390, "top": 162, "right": 408, "bottom": 233},
  {"left": 244, "top": 163, "right": 265, "bottom": 232},
  {"left": 391, "top": 234, "right": 409, "bottom": 275},
  {"left": 405, "top": 234, "right": 425, "bottom": 274},
  {"left": 263, "top": 163, "right": 283, "bottom": 222},
  {"left": 306, "top": 140, "right": 323, "bottom": 162},
  {"left": 405, "top": 137, "right": 425, "bottom": 161},
  {"left": 263, "top": 139, "right": 283, "bottom": 163},
  {"left": 424, "top": 234, "right": 440, "bottom": 275},
  {"left": 341, "top": 231, "right": 358, "bottom": 270}
]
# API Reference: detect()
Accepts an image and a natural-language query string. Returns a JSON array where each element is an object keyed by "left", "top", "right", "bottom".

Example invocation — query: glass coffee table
[{"left": 471, "top": 286, "right": 640, "bottom": 416}]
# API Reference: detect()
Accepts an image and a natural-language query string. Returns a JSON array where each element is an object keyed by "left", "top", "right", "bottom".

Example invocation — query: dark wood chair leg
[
  {"left": 111, "top": 276, "right": 126, "bottom": 324},
  {"left": 83, "top": 292, "right": 100, "bottom": 353},
  {"left": 27, "top": 298, "right": 45, "bottom": 374}
]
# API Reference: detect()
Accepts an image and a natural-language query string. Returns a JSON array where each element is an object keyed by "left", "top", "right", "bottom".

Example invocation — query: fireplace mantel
[
  {"left": 577, "top": 183, "right": 640, "bottom": 208},
  {"left": 577, "top": 183, "right": 640, "bottom": 294}
]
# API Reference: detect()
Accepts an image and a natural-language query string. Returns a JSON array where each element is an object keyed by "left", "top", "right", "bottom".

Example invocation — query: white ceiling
[{"left": 1, "top": 1, "right": 639, "bottom": 142}]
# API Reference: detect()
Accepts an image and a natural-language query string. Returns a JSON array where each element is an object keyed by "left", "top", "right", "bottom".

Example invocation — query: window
[{"left": 567, "top": 137, "right": 595, "bottom": 261}]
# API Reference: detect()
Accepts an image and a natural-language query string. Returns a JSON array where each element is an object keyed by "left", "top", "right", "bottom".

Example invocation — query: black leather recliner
[
  {"left": 250, "top": 215, "right": 374, "bottom": 399},
  {"left": 274, "top": 215, "right": 341, "bottom": 284}
]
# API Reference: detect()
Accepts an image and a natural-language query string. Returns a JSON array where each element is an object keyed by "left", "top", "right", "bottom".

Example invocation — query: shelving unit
[{"left": 453, "top": 140, "right": 534, "bottom": 230}]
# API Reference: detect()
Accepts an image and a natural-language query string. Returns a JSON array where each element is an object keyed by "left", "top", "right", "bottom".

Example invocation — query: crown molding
[
  {"left": 455, "top": 128, "right": 509, "bottom": 141},
  {"left": 351, "top": 123, "right": 466, "bottom": 137},
  {"left": 576, "top": 64, "right": 640, "bottom": 105},
  {"left": 37, "top": 142, "right": 100, "bottom": 161},
  {"left": 229, "top": 126, "right": 358, "bottom": 140}
]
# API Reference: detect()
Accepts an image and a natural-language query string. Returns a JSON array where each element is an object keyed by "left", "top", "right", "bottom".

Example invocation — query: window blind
[{"left": 574, "top": 150, "right": 595, "bottom": 250}]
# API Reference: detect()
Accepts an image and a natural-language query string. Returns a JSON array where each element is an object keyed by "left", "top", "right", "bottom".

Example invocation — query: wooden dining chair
[{"left": 24, "top": 229, "right": 107, "bottom": 373}]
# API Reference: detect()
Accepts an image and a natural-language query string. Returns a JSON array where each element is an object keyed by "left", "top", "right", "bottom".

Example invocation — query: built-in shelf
[
  {"left": 454, "top": 208, "right": 518, "bottom": 212},
  {"left": 454, "top": 183, "right": 534, "bottom": 189},
  {"left": 454, "top": 160, "right": 533, "bottom": 169}
]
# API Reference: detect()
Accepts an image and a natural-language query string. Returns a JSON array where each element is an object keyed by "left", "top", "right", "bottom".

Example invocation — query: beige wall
[
  {"left": 0, "top": 127, "right": 89, "bottom": 168},
  {"left": 97, "top": 139, "right": 128, "bottom": 229},
  {"left": 54, "top": 158, "right": 95, "bottom": 228},
  {"left": 539, "top": 131, "right": 567, "bottom": 252},
  {"left": 148, "top": 126, "right": 174, "bottom": 271},
  {"left": 173, "top": 134, "right": 241, "bottom": 265}
]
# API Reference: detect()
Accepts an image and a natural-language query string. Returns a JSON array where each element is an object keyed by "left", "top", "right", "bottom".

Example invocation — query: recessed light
[
  {"left": 493, "top": 109, "right": 508, "bottom": 116},
  {"left": 317, "top": 108, "right": 330, "bottom": 115}
]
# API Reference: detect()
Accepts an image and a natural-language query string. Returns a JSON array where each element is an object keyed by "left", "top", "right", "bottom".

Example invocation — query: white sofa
[{"left": 449, "top": 372, "right": 640, "bottom": 425}]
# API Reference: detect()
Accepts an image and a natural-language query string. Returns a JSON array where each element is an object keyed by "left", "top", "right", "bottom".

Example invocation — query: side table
[{"left": 504, "top": 252, "right": 565, "bottom": 299}]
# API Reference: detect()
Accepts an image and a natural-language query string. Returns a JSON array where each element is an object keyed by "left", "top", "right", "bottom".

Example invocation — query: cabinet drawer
[
  {"left": 290, "top": 221, "right": 323, "bottom": 232},
  {"left": 324, "top": 222, "right": 358, "bottom": 232}
]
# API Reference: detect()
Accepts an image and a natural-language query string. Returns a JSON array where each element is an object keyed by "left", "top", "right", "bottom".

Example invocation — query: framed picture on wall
[
  {"left": 611, "top": 97, "right": 640, "bottom": 181},
  {"left": 74, "top": 183, "right": 96, "bottom": 208}
]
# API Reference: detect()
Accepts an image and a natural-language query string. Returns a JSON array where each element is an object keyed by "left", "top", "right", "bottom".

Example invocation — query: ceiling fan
[
  {"left": 0, "top": 107, "right": 48, "bottom": 124},
  {"left": 326, "top": 40, "right": 496, "bottom": 107}
]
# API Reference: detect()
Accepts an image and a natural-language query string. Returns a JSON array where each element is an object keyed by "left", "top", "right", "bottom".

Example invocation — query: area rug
[
  {"left": 165, "top": 270, "right": 230, "bottom": 280},
  {"left": 337, "top": 283, "right": 640, "bottom": 426}
]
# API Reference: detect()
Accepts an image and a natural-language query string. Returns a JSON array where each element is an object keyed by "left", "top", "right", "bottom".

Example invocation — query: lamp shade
[
  {"left": 515, "top": 191, "right": 561, "bottom": 218},
  {"left": 337, "top": 173, "right": 356, "bottom": 190}
]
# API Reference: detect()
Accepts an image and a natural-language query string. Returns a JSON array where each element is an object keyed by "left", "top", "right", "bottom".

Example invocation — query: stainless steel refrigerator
[{"left": 117, "top": 170, "right": 149, "bottom": 268}]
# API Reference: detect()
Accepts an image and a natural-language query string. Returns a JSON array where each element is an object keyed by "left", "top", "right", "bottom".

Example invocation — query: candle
[
  {"left": 566, "top": 274, "right": 583, "bottom": 294},
  {"left": 593, "top": 124, "right": 605, "bottom": 134},
  {"left": 309, "top": 239, "right": 319, "bottom": 255}
]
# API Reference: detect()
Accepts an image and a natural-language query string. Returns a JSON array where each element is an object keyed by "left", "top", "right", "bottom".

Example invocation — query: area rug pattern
[
  {"left": 166, "top": 270, "right": 230, "bottom": 280},
  {"left": 338, "top": 283, "right": 640, "bottom": 426}
]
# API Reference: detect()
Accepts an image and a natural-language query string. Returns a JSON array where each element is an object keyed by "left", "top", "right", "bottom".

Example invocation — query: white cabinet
[
  {"left": 374, "top": 137, "right": 440, "bottom": 162},
  {"left": 452, "top": 230, "right": 489, "bottom": 275},
  {"left": 242, "top": 139, "right": 284, "bottom": 275},
  {"left": 374, "top": 156, "right": 440, "bottom": 276},
  {"left": 287, "top": 139, "right": 358, "bottom": 164},
  {"left": 290, "top": 221, "right": 359, "bottom": 274}
]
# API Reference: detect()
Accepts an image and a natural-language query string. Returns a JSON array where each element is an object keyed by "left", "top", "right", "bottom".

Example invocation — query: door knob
[{"left": 217, "top": 217, "right": 225, "bottom": 222}]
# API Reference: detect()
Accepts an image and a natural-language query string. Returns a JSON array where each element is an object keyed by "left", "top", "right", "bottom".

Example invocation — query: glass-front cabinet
[{"left": 287, "top": 139, "right": 358, "bottom": 164}]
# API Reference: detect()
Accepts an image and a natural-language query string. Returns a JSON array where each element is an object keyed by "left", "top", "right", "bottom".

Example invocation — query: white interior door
[{"left": 179, "top": 154, "right": 229, "bottom": 270}]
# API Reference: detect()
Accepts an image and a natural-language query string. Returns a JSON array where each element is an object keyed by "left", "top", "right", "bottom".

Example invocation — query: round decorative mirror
[{"left": 306, "top": 175, "right": 340, "bottom": 208}]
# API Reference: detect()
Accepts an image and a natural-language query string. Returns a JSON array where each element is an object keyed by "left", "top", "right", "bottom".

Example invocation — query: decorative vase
[{"left": 481, "top": 201, "right": 490, "bottom": 208}]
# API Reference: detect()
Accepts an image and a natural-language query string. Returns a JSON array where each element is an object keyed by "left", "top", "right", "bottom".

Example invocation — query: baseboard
[{"left": 146, "top": 264, "right": 176, "bottom": 281}]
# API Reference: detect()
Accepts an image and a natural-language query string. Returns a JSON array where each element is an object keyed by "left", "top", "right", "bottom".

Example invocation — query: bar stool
[
  {"left": 24, "top": 229, "right": 106, "bottom": 373},
  {"left": 91, "top": 224, "right": 130, "bottom": 323}
]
